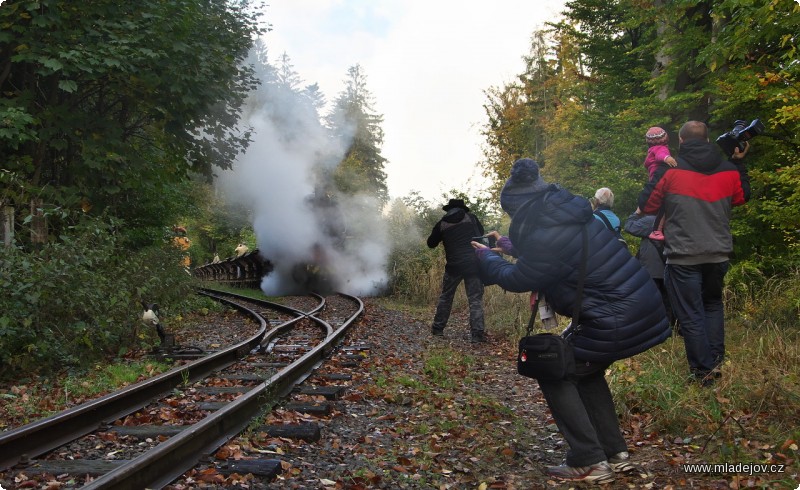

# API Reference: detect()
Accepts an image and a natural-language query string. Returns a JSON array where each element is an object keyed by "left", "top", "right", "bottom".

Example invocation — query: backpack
[{"left": 593, "top": 210, "right": 627, "bottom": 247}]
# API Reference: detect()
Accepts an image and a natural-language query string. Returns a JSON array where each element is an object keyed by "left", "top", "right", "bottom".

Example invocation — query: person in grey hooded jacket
[{"left": 473, "top": 158, "right": 670, "bottom": 484}]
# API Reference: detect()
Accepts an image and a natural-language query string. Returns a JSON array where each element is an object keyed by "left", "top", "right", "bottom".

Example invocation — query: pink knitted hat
[{"left": 645, "top": 127, "right": 668, "bottom": 146}]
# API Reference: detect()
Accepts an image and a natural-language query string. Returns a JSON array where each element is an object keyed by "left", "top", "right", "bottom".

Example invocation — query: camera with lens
[{"left": 716, "top": 119, "right": 765, "bottom": 158}]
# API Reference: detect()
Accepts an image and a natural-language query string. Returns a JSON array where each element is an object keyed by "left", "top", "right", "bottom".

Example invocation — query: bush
[
  {"left": 725, "top": 262, "right": 800, "bottom": 328},
  {"left": 0, "top": 215, "right": 193, "bottom": 379},
  {"left": 387, "top": 245, "right": 444, "bottom": 304}
]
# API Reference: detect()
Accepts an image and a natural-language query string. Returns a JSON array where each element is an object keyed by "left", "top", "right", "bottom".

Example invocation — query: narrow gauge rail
[{"left": 0, "top": 289, "right": 364, "bottom": 489}]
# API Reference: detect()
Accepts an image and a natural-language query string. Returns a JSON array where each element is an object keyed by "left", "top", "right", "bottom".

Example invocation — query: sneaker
[
  {"left": 546, "top": 461, "right": 615, "bottom": 484},
  {"left": 648, "top": 230, "right": 665, "bottom": 241},
  {"left": 608, "top": 451, "right": 636, "bottom": 473}
]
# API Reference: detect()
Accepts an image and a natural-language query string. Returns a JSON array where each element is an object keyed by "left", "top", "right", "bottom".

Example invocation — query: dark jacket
[
  {"left": 428, "top": 208, "right": 484, "bottom": 276},
  {"left": 641, "top": 139, "right": 749, "bottom": 265},
  {"left": 478, "top": 185, "right": 670, "bottom": 362},
  {"left": 624, "top": 213, "right": 665, "bottom": 280}
]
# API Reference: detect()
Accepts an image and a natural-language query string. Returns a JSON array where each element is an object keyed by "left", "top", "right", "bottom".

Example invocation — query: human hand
[
  {"left": 665, "top": 155, "right": 678, "bottom": 167},
  {"left": 471, "top": 240, "right": 489, "bottom": 250},
  {"left": 732, "top": 141, "right": 749, "bottom": 160},
  {"left": 495, "top": 236, "right": 516, "bottom": 255},
  {"left": 472, "top": 241, "right": 495, "bottom": 261}
]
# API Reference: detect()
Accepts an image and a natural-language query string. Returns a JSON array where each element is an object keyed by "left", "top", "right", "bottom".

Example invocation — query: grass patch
[
  {"left": 0, "top": 360, "right": 171, "bottom": 429},
  {"left": 390, "top": 258, "right": 800, "bottom": 480},
  {"left": 373, "top": 297, "right": 431, "bottom": 320},
  {"left": 199, "top": 282, "right": 274, "bottom": 301},
  {"left": 423, "top": 347, "right": 476, "bottom": 389},
  {"left": 63, "top": 361, "right": 171, "bottom": 399},
  {"left": 609, "top": 271, "right": 800, "bottom": 474}
]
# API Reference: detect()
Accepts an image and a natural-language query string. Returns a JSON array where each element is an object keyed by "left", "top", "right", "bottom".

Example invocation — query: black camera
[
  {"left": 716, "top": 119, "right": 765, "bottom": 158},
  {"left": 472, "top": 235, "right": 497, "bottom": 247}
]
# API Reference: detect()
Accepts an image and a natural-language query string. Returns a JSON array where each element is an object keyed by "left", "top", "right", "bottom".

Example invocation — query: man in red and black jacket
[{"left": 639, "top": 120, "right": 751, "bottom": 386}]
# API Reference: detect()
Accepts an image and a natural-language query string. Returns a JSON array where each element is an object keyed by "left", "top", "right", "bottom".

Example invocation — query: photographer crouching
[{"left": 473, "top": 158, "right": 670, "bottom": 484}]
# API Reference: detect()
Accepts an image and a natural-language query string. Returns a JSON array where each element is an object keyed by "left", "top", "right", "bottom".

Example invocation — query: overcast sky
[{"left": 261, "top": 1, "right": 565, "bottom": 203}]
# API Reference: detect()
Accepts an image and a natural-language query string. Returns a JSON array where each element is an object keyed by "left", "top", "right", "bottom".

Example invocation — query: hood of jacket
[
  {"left": 509, "top": 185, "right": 593, "bottom": 248},
  {"left": 678, "top": 139, "right": 726, "bottom": 174}
]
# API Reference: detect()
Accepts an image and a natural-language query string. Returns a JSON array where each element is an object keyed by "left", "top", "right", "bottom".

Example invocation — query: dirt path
[{"left": 264, "top": 299, "right": 772, "bottom": 489}]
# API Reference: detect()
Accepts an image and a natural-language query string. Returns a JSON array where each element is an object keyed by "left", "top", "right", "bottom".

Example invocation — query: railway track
[{"left": 0, "top": 288, "right": 364, "bottom": 489}]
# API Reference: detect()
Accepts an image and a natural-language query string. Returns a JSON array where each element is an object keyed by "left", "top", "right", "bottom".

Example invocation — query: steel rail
[
  {"left": 198, "top": 287, "right": 326, "bottom": 319},
  {"left": 82, "top": 292, "right": 364, "bottom": 490},
  {"left": 0, "top": 294, "right": 276, "bottom": 470}
]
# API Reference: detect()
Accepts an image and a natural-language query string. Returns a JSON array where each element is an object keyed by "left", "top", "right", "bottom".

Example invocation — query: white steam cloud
[{"left": 218, "top": 52, "right": 390, "bottom": 296}]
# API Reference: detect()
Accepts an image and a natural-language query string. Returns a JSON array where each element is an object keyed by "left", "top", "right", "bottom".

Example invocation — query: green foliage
[
  {"left": 479, "top": 1, "right": 800, "bottom": 272},
  {"left": 179, "top": 180, "right": 255, "bottom": 265},
  {"left": 725, "top": 262, "right": 800, "bottom": 327},
  {"left": 0, "top": 214, "right": 193, "bottom": 379},
  {"left": 0, "top": 0, "right": 264, "bottom": 240},
  {"left": 384, "top": 196, "right": 444, "bottom": 302},
  {"left": 327, "top": 64, "right": 389, "bottom": 204}
]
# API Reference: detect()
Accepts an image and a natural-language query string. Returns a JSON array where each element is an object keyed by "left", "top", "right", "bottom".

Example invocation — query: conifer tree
[{"left": 326, "top": 64, "right": 389, "bottom": 204}]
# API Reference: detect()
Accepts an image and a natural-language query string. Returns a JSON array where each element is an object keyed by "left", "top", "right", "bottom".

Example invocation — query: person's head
[
  {"left": 678, "top": 121, "right": 709, "bottom": 143},
  {"left": 500, "top": 158, "right": 549, "bottom": 217},
  {"left": 591, "top": 187, "right": 614, "bottom": 209},
  {"left": 645, "top": 127, "right": 668, "bottom": 147},
  {"left": 442, "top": 198, "right": 470, "bottom": 213}
]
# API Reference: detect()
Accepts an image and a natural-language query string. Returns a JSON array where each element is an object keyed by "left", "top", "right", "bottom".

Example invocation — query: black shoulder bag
[{"left": 517, "top": 226, "right": 588, "bottom": 381}]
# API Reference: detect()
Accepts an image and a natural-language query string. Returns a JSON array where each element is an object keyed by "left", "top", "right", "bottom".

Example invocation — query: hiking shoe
[
  {"left": 648, "top": 230, "right": 665, "bottom": 241},
  {"left": 470, "top": 332, "right": 487, "bottom": 343},
  {"left": 546, "top": 461, "right": 615, "bottom": 484},
  {"left": 690, "top": 370, "right": 720, "bottom": 387},
  {"left": 608, "top": 451, "right": 636, "bottom": 473}
]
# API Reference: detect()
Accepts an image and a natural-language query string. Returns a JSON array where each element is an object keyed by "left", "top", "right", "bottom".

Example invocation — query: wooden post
[
  {"left": 2, "top": 205, "right": 13, "bottom": 247},
  {"left": 30, "top": 198, "right": 46, "bottom": 244}
]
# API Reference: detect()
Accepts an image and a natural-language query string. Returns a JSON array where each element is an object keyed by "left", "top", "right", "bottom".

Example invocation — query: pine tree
[{"left": 327, "top": 64, "right": 388, "bottom": 204}]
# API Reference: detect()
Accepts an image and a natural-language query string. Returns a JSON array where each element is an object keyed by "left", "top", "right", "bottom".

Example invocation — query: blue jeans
[
  {"left": 537, "top": 361, "right": 628, "bottom": 467},
  {"left": 432, "top": 270, "right": 485, "bottom": 338},
  {"left": 664, "top": 262, "right": 729, "bottom": 376}
]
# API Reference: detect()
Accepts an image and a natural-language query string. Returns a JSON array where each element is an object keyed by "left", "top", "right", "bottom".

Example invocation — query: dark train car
[{"left": 192, "top": 249, "right": 272, "bottom": 288}]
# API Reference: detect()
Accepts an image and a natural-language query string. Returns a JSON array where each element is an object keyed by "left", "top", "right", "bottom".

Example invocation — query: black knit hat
[
  {"left": 442, "top": 198, "right": 469, "bottom": 212},
  {"left": 500, "top": 158, "right": 549, "bottom": 216}
]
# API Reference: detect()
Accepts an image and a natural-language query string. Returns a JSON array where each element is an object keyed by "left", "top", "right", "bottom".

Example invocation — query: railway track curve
[{"left": 0, "top": 288, "right": 364, "bottom": 489}]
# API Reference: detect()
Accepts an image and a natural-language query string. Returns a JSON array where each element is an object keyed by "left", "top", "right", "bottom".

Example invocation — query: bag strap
[
  {"left": 523, "top": 225, "right": 589, "bottom": 336},
  {"left": 524, "top": 294, "right": 540, "bottom": 336},
  {"left": 593, "top": 209, "right": 619, "bottom": 236}
]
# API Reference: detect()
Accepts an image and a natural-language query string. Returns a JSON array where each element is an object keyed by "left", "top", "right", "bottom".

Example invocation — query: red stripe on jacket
[{"left": 644, "top": 168, "right": 745, "bottom": 214}]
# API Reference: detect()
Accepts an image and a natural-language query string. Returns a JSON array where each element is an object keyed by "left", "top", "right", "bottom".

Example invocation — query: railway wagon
[{"left": 192, "top": 249, "right": 272, "bottom": 288}]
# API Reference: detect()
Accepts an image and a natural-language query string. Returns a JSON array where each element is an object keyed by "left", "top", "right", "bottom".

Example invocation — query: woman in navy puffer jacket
[{"left": 474, "top": 158, "right": 670, "bottom": 484}]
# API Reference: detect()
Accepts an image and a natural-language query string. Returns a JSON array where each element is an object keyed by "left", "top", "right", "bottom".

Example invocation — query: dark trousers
[
  {"left": 653, "top": 278, "right": 677, "bottom": 329},
  {"left": 538, "top": 361, "right": 628, "bottom": 467},
  {"left": 664, "top": 262, "right": 729, "bottom": 375},
  {"left": 432, "top": 270, "right": 485, "bottom": 337}
]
